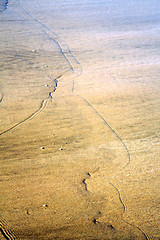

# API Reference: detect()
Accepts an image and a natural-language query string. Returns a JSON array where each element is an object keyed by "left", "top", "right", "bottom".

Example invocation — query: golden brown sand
[{"left": 0, "top": 1, "right": 160, "bottom": 239}]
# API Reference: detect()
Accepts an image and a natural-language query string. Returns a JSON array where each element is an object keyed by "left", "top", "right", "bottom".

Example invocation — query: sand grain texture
[{"left": 0, "top": 0, "right": 160, "bottom": 239}]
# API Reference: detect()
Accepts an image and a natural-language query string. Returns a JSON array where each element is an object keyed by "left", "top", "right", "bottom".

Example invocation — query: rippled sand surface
[{"left": 0, "top": 0, "right": 160, "bottom": 239}]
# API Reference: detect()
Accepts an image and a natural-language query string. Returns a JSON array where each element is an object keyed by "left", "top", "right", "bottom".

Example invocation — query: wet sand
[{"left": 0, "top": 0, "right": 160, "bottom": 239}]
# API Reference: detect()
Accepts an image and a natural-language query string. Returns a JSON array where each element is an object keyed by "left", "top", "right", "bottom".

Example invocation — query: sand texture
[{"left": 0, "top": 0, "right": 160, "bottom": 239}]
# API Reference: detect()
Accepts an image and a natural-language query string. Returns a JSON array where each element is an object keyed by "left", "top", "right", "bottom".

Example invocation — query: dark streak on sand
[
  {"left": 0, "top": 99, "right": 48, "bottom": 136},
  {"left": 78, "top": 95, "right": 131, "bottom": 170},
  {"left": 17, "top": 0, "right": 80, "bottom": 73},
  {"left": 109, "top": 180, "right": 126, "bottom": 213},
  {"left": 82, "top": 172, "right": 92, "bottom": 191},
  {"left": 0, "top": 221, "right": 15, "bottom": 240},
  {"left": 0, "top": 94, "right": 4, "bottom": 105},
  {"left": 77, "top": 103, "right": 148, "bottom": 239},
  {"left": 82, "top": 179, "right": 88, "bottom": 191}
]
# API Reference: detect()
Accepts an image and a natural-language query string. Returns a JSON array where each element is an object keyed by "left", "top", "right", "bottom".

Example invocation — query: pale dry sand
[{"left": 0, "top": 0, "right": 160, "bottom": 239}]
